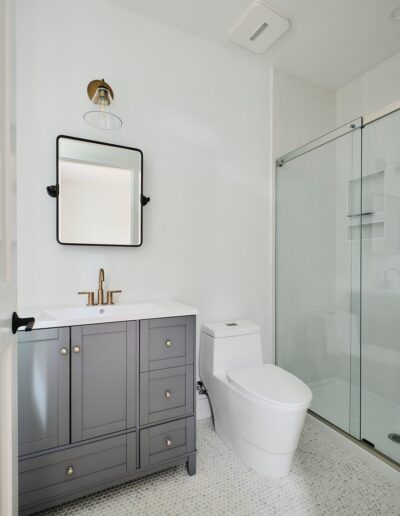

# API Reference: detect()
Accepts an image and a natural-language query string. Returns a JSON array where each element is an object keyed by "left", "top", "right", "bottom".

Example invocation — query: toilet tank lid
[{"left": 201, "top": 320, "right": 260, "bottom": 338}]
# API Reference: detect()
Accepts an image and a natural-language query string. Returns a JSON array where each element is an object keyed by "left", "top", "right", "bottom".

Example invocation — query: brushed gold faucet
[
  {"left": 98, "top": 268, "right": 105, "bottom": 305},
  {"left": 106, "top": 290, "right": 122, "bottom": 305},
  {"left": 78, "top": 268, "right": 122, "bottom": 305},
  {"left": 78, "top": 291, "right": 96, "bottom": 305}
]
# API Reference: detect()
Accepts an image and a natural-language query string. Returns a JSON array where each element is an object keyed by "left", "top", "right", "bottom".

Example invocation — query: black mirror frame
[{"left": 49, "top": 135, "right": 150, "bottom": 247}]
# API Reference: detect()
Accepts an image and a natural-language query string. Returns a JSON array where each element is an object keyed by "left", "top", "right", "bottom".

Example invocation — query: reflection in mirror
[{"left": 57, "top": 136, "right": 143, "bottom": 246}]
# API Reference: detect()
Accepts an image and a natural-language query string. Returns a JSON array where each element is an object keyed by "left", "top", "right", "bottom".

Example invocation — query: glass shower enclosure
[{"left": 276, "top": 110, "right": 400, "bottom": 464}]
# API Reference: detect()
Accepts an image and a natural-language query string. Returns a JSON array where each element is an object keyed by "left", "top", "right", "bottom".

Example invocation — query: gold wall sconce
[{"left": 83, "top": 79, "right": 122, "bottom": 130}]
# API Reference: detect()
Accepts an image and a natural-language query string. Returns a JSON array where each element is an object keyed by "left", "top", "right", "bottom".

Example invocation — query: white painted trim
[
  {"left": 0, "top": 343, "right": 18, "bottom": 515},
  {"left": 270, "top": 67, "right": 276, "bottom": 365},
  {"left": 307, "top": 413, "right": 400, "bottom": 485},
  {"left": 0, "top": 0, "right": 17, "bottom": 513}
]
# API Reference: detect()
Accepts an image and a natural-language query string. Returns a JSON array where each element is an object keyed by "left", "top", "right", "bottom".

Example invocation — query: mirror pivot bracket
[
  {"left": 46, "top": 184, "right": 59, "bottom": 198},
  {"left": 141, "top": 194, "right": 150, "bottom": 206}
]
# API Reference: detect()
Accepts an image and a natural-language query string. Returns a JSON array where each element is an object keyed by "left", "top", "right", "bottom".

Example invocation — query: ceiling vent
[{"left": 229, "top": 1, "right": 289, "bottom": 54}]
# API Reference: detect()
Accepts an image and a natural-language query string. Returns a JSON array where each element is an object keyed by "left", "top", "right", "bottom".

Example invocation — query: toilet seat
[{"left": 227, "top": 363, "right": 312, "bottom": 409}]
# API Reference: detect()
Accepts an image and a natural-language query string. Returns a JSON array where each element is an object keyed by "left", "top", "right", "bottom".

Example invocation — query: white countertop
[{"left": 19, "top": 300, "right": 198, "bottom": 330}]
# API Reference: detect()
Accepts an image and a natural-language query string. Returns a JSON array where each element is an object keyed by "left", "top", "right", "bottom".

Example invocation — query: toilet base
[
  {"left": 235, "top": 434, "right": 295, "bottom": 478},
  {"left": 215, "top": 422, "right": 295, "bottom": 478}
]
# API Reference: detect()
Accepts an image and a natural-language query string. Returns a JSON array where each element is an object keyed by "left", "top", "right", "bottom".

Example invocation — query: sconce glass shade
[
  {"left": 84, "top": 109, "right": 123, "bottom": 130},
  {"left": 84, "top": 83, "right": 123, "bottom": 130}
]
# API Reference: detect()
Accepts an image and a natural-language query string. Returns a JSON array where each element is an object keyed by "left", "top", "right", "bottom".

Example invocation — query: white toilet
[{"left": 200, "top": 320, "right": 312, "bottom": 478}]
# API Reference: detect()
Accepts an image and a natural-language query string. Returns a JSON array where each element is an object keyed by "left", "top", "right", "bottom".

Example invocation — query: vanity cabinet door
[
  {"left": 18, "top": 328, "right": 70, "bottom": 456},
  {"left": 71, "top": 321, "right": 137, "bottom": 443}
]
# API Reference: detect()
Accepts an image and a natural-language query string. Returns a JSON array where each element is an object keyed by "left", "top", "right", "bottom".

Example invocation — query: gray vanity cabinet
[
  {"left": 18, "top": 328, "right": 70, "bottom": 456},
  {"left": 18, "top": 315, "right": 196, "bottom": 516},
  {"left": 71, "top": 321, "right": 137, "bottom": 442}
]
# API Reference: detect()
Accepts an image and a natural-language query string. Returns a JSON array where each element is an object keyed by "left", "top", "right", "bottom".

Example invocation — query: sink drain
[{"left": 388, "top": 433, "right": 400, "bottom": 444}]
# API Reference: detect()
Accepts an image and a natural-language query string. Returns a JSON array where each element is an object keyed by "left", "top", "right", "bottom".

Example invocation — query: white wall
[
  {"left": 272, "top": 68, "right": 336, "bottom": 159},
  {"left": 16, "top": 0, "right": 273, "bottom": 363},
  {"left": 337, "top": 51, "right": 400, "bottom": 125}
]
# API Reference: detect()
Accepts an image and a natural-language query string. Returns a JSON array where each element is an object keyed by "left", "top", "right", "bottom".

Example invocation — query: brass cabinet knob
[
  {"left": 165, "top": 339, "right": 172, "bottom": 348},
  {"left": 60, "top": 347, "right": 68, "bottom": 355},
  {"left": 73, "top": 346, "right": 81, "bottom": 354},
  {"left": 78, "top": 292, "right": 95, "bottom": 306},
  {"left": 106, "top": 290, "right": 122, "bottom": 305},
  {"left": 164, "top": 390, "right": 172, "bottom": 399},
  {"left": 66, "top": 466, "right": 74, "bottom": 476},
  {"left": 165, "top": 437, "right": 172, "bottom": 447}
]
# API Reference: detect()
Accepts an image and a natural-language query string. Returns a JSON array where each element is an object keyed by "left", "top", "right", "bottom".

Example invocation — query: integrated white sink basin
[
  {"left": 19, "top": 300, "right": 198, "bottom": 330},
  {"left": 43, "top": 303, "right": 159, "bottom": 321}
]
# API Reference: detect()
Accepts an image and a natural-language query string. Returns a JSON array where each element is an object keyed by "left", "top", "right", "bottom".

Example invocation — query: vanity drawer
[
  {"left": 140, "top": 417, "right": 195, "bottom": 467},
  {"left": 140, "top": 316, "right": 195, "bottom": 371},
  {"left": 19, "top": 433, "right": 136, "bottom": 508},
  {"left": 140, "top": 365, "right": 194, "bottom": 425}
]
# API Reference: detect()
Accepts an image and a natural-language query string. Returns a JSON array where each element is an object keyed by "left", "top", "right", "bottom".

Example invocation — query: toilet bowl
[{"left": 200, "top": 320, "right": 312, "bottom": 478}]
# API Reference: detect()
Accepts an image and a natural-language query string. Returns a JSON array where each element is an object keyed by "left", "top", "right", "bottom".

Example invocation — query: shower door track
[
  {"left": 276, "top": 118, "right": 362, "bottom": 167},
  {"left": 363, "top": 98, "right": 400, "bottom": 126},
  {"left": 309, "top": 410, "right": 400, "bottom": 473},
  {"left": 277, "top": 98, "right": 400, "bottom": 169}
]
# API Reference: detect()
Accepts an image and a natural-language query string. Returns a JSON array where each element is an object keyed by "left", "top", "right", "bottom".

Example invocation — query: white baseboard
[{"left": 307, "top": 413, "right": 400, "bottom": 485}]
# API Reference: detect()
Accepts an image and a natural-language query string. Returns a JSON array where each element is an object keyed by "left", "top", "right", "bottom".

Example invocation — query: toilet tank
[{"left": 200, "top": 320, "right": 262, "bottom": 386}]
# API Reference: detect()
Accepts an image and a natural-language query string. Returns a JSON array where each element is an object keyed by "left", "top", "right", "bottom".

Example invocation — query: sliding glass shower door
[
  {"left": 276, "top": 122, "right": 362, "bottom": 437},
  {"left": 361, "top": 109, "right": 400, "bottom": 462}
]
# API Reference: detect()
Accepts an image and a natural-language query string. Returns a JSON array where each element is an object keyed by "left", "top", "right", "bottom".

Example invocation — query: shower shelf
[
  {"left": 347, "top": 168, "right": 386, "bottom": 242},
  {"left": 347, "top": 169, "right": 385, "bottom": 217},
  {"left": 347, "top": 211, "right": 384, "bottom": 227}
]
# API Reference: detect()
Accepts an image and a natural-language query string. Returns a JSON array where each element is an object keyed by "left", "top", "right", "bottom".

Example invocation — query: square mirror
[{"left": 56, "top": 136, "right": 144, "bottom": 246}]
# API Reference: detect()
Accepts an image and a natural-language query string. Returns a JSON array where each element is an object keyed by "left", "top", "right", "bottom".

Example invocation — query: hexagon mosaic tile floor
[{"left": 39, "top": 417, "right": 400, "bottom": 516}]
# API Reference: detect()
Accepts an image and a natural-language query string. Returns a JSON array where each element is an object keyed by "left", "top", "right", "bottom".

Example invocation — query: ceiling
[{"left": 108, "top": 0, "right": 400, "bottom": 90}]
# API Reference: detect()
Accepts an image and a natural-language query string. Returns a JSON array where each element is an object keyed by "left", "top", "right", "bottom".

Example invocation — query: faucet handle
[
  {"left": 78, "top": 291, "right": 96, "bottom": 306},
  {"left": 106, "top": 290, "right": 122, "bottom": 305}
]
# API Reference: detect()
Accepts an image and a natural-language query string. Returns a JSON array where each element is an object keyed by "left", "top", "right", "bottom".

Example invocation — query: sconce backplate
[{"left": 87, "top": 79, "right": 114, "bottom": 104}]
